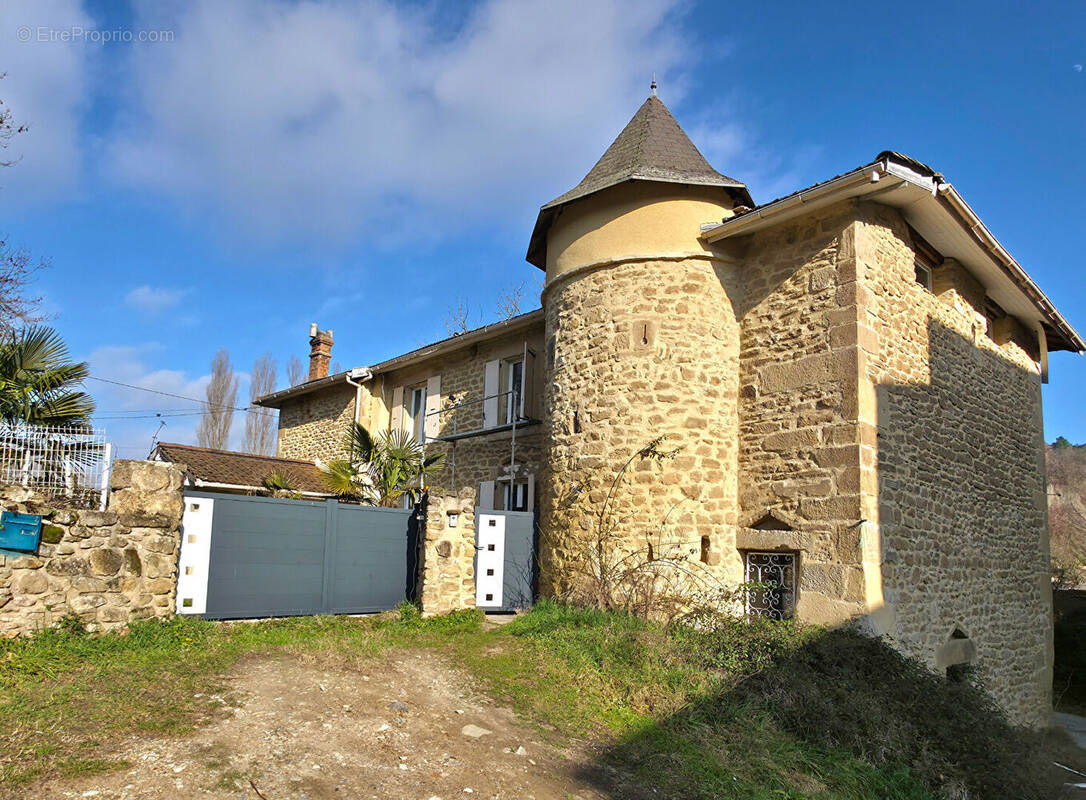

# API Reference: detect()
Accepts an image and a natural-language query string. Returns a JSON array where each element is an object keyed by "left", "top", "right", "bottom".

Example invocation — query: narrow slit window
[{"left": 700, "top": 536, "right": 710, "bottom": 564}]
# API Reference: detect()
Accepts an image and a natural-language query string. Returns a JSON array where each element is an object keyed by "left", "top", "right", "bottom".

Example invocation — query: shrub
[
  {"left": 730, "top": 627, "right": 1056, "bottom": 800},
  {"left": 670, "top": 613, "right": 814, "bottom": 676}
]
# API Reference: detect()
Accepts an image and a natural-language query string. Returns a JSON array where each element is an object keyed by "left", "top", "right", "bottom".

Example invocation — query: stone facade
[
  {"left": 735, "top": 200, "right": 868, "bottom": 624},
  {"left": 268, "top": 109, "right": 1069, "bottom": 727},
  {"left": 276, "top": 382, "right": 356, "bottom": 462},
  {"left": 855, "top": 202, "right": 1052, "bottom": 726},
  {"left": 0, "top": 460, "right": 184, "bottom": 636},
  {"left": 541, "top": 256, "right": 740, "bottom": 597},
  {"left": 386, "top": 326, "right": 546, "bottom": 616}
]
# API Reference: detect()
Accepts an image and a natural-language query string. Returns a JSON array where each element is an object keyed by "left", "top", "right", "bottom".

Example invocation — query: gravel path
[{"left": 30, "top": 651, "right": 608, "bottom": 800}]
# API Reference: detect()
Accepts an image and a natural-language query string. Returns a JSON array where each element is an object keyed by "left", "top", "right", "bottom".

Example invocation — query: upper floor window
[
  {"left": 914, "top": 260, "right": 933, "bottom": 291},
  {"left": 482, "top": 350, "right": 535, "bottom": 429},
  {"left": 506, "top": 358, "right": 524, "bottom": 424},
  {"left": 984, "top": 298, "right": 1007, "bottom": 340},
  {"left": 910, "top": 226, "right": 941, "bottom": 292},
  {"left": 408, "top": 384, "right": 427, "bottom": 443}
]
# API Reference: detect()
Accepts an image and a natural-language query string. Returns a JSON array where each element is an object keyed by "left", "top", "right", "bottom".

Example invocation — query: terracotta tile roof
[{"left": 153, "top": 442, "right": 330, "bottom": 494}]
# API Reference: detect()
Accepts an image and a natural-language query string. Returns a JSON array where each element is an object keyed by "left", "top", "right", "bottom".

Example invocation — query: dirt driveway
[{"left": 30, "top": 651, "right": 609, "bottom": 800}]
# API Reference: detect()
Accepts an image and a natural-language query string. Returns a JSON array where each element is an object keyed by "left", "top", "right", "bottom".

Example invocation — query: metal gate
[
  {"left": 474, "top": 509, "right": 535, "bottom": 612},
  {"left": 175, "top": 491, "right": 415, "bottom": 619}
]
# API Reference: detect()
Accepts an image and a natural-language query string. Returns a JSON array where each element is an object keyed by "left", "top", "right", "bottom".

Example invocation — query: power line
[
  {"left": 87, "top": 375, "right": 259, "bottom": 414},
  {"left": 92, "top": 412, "right": 209, "bottom": 420}
]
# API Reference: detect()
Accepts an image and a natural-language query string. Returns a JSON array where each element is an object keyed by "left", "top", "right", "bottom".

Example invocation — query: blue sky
[{"left": 0, "top": 0, "right": 1083, "bottom": 457}]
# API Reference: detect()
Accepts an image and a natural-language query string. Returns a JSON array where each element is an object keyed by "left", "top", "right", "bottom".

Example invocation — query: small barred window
[{"left": 744, "top": 551, "right": 797, "bottom": 620}]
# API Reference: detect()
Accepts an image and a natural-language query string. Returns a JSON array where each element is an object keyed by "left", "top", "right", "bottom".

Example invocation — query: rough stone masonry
[{"left": 0, "top": 460, "right": 184, "bottom": 637}]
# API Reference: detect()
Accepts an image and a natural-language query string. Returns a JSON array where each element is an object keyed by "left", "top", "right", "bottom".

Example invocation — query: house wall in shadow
[{"left": 858, "top": 202, "right": 1052, "bottom": 727}]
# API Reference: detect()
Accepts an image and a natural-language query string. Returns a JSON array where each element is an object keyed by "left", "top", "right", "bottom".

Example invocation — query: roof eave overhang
[
  {"left": 368, "top": 308, "right": 545, "bottom": 374},
  {"left": 527, "top": 176, "right": 755, "bottom": 269},
  {"left": 700, "top": 159, "right": 1085, "bottom": 354},
  {"left": 187, "top": 477, "right": 330, "bottom": 498},
  {"left": 259, "top": 310, "right": 548, "bottom": 407},
  {"left": 255, "top": 371, "right": 358, "bottom": 408}
]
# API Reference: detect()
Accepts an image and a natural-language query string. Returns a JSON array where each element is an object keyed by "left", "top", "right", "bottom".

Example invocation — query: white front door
[{"left": 475, "top": 513, "right": 505, "bottom": 608}]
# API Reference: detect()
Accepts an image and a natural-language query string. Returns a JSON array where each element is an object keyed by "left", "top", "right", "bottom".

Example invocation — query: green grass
[{"left": 0, "top": 602, "right": 1078, "bottom": 800}]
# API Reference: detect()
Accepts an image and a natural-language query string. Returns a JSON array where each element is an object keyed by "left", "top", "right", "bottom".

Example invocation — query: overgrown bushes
[{"left": 496, "top": 601, "right": 1074, "bottom": 800}]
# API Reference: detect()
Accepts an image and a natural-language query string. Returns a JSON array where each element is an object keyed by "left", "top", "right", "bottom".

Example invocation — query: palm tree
[
  {"left": 321, "top": 423, "right": 444, "bottom": 507},
  {"left": 0, "top": 326, "right": 94, "bottom": 427}
]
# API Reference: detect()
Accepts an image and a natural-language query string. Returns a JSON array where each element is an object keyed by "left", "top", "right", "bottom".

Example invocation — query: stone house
[{"left": 256, "top": 92, "right": 1084, "bottom": 725}]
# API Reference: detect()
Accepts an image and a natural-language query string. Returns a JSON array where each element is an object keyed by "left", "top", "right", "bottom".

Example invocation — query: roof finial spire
[{"left": 650, "top": 73, "right": 657, "bottom": 96}]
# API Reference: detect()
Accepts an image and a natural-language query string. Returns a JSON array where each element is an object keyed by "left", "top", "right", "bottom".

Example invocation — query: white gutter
[
  {"left": 701, "top": 161, "right": 892, "bottom": 242},
  {"left": 188, "top": 478, "right": 330, "bottom": 498}
]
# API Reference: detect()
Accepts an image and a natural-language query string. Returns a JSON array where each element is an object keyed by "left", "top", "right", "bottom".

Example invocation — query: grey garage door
[{"left": 177, "top": 491, "right": 414, "bottom": 619}]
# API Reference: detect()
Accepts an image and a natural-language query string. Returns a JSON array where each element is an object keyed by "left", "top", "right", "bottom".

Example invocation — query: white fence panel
[{"left": 0, "top": 424, "right": 113, "bottom": 509}]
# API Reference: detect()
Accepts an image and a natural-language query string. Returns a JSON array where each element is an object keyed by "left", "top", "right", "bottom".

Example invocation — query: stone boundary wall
[{"left": 0, "top": 459, "right": 184, "bottom": 637}]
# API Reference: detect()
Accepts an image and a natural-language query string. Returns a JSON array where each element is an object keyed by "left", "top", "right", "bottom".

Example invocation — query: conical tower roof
[{"left": 527, "top": 93, "right": 752, "bottom": 267}]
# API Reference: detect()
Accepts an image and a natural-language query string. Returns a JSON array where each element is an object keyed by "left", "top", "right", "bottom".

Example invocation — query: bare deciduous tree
[
  {"left": 444, "top": 297, "right": 471, "bottom": 336},
  {"left": 0, "top": 75, "right": 29, "bottom": 168},
  {"left": 0, "top": 80, "right": 46, "bottom": 330},
  {"left": 244, "top": 354, "right": 277, "bottom": 455},
  {"left": 497, "top": 282, "right": 525, "bottom": 320},
  {"left": 196, "top": 349, "right": 238, "bottom": 450},
  {"left": 0, "top": 237, "right": 46, "bottom": 331},
  {"left": 286, "top": 354, "right": 305, "bottom": 387}
]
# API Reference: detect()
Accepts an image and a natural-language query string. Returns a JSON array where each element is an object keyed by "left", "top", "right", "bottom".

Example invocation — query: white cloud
[
  {"left": 125, "top": 284, "right": 186, "bottom": 313},
  {"left": 1075, "top": 64, "right": 1083, "bottom": 73},
  {"left": 86, "top": 343, "right": 258, "bottom": 457},
  {"left": 688, "top": 107, "right": 821, "bottom": 206},
  {"left": 0, "top": 0, "right": 94, "bottom": 206},
  {"left": 110, "top": 0, "right": 688, "bottom": 244}
]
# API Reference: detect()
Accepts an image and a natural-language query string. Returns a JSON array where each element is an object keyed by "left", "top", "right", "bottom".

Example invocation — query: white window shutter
[
  {"left": 521, "top": 350, "right": 536, "bottom": 420},
  {"left": 424, "top": 375, "right": 441, "bottom": 439},
  {"left": 478, "top": 480, "right": 495, "bottom": 511},
  {"left": 526, "top": 473, "right": 536, "bottom": 511},
  {"left": 390, "top": 385, "right": 405, "bottom": 432},
  {"left": 482, "top": 360, "right": 500, "bottom": 428}
]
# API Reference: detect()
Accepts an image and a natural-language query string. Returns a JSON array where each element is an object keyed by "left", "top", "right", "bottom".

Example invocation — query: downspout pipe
[{"left": 345, "top": 367, "right": 373, "bottom": 426}]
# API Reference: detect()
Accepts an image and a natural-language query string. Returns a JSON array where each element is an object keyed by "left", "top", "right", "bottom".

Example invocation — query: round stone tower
[{"left": 527, "top": 92, "right": 754, "bottom": 600}]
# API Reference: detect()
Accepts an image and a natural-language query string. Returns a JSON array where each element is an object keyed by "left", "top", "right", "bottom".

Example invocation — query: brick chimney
[{"left": 308, "top": 322, "right": 334, "bottom": 381}]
